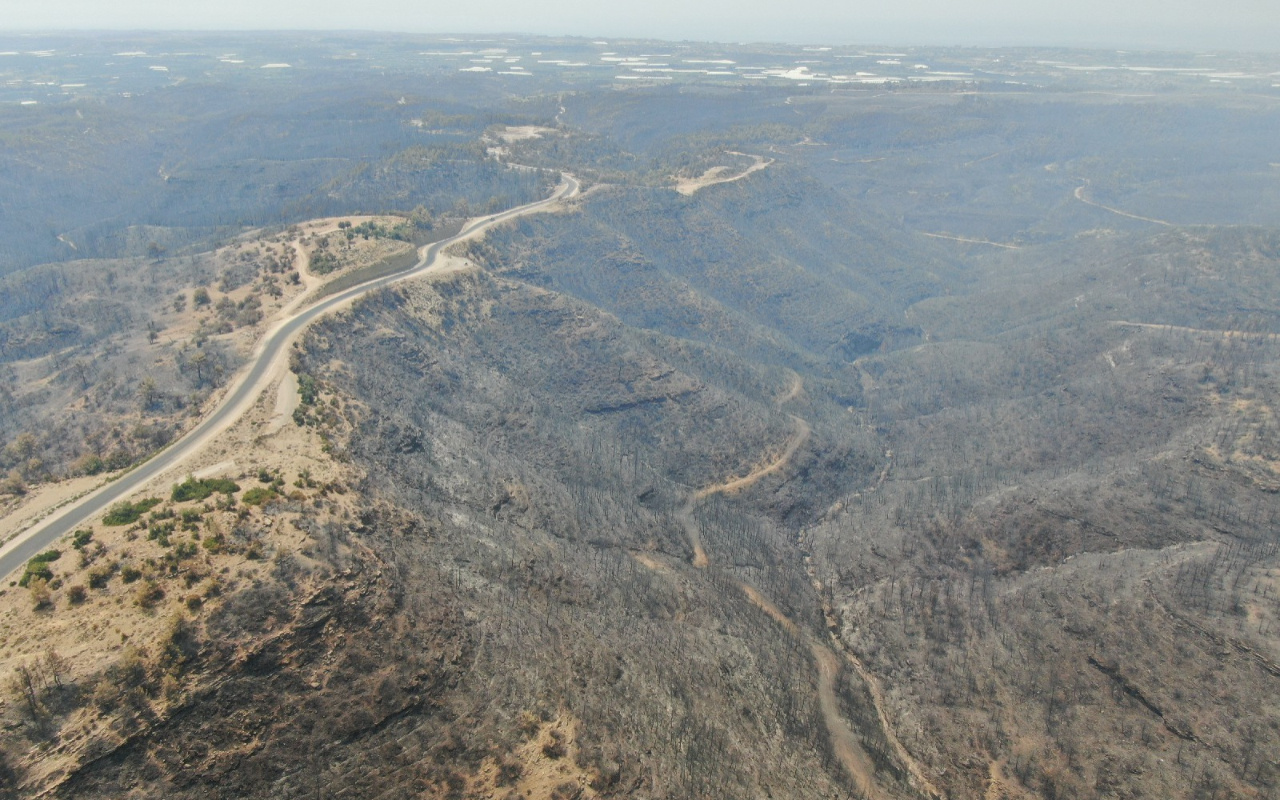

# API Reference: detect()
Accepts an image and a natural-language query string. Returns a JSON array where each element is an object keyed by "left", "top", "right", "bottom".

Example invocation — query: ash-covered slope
[{"left": 470, "top": 166, "right": 960, "bottom": 365}]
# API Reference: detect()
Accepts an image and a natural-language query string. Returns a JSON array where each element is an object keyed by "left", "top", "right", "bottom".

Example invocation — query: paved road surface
[{"left": 0, "top": 175, "right": 578, "bottom": 583}]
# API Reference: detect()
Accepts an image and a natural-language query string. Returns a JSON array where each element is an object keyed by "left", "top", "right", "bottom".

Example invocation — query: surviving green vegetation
[
  {"left": 17, "top": 551, "right": 60, "bottom": 589},
  {"left": 100, "top": 498, "right": 161, "bottom": 527},
  {"left": 240, "top": 487, "right": 279, "bottom": 507},
  {"left": 170, "top": 476, "right": 240, "bottom": 503}
]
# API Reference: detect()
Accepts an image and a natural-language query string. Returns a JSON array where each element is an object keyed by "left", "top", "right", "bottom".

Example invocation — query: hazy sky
[{"left": 5, "top": 0, "right": 1279, "bottom": 51}]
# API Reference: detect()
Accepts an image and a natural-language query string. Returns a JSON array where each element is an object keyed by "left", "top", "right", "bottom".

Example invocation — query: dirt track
[
  {"left": 697, "top": 417, "right": 811, "bottom": 501},
  {"left": 1111, "top": 320, "right": 1280, "bottom": 341},
  {"left": 919, "top": 231, "right": 1021, "bottom": 249},
  {"left": 739, "top": 583, "right": 889, "bottom": 799},
  {"left": 670, "top": 375, "right": 928, "bottom": 797},
  {"left": 1074, "top": 181, "right": 1172, "bottom": 226},
  {"left": 678, "top": 412, "right": 809, "bottom": 568},
  {"left": 675, "top": 153, "right": 773, "bottom": 196}
]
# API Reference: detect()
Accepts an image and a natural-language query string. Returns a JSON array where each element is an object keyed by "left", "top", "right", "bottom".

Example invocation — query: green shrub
[
  {"left": 120, "top": 565, "right": 143, "bottom": 584},
  {"left": 171, "top": 476, "right": 240, "bottom": 503},
  {"left": 103, "top": 498, "right": 162, "bottom": 526},
  {"left": 72, "top": 529, "right": 94, "bottom": 549},
  {"left": 242, "top": 486, "right": 278, "bottom": 506},
  {"left": 19, "top": 550, "right": 61, "bottom": 588},
  {"left": 73, "top": 453, "right": 106, "bottom": 476},
  {"left": 297, "top": 374, "right": 319, "bottom": 405},
  {"left": 309, "top": 250, "right": 341, "bottom": 275},
  {"left": 202, "top": 533, "right": 226, "bottom": 554},
  {"left": 148, "top": 521, "right": 175, "bottom": 547},
  {"left": 171, "top": 477, "right": 211, "bottom": 503}
]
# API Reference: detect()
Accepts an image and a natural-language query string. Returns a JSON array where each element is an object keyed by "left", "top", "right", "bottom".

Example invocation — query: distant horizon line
[{"left": 0, "top": 29, "right": 1277, "bottom": 56}]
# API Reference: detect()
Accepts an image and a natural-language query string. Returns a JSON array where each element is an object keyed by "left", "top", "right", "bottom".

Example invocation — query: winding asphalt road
[{"left": 0, "top": 174, "right": 578, "bottom": 583}]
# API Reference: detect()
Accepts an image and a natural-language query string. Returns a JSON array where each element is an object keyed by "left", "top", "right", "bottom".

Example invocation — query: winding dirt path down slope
[
  {"left": 678, "top": 413, "right": 809, "bottom": 568},
  {"left": 696, "top": 416, "right": 811, "bottom": 501},
  {"left": 830, "top": 621, "right": 940, "bottom": 799},
  {"left": 1074, "top": 180, "right": 1172, "bottom": 226},
  {"left": 677, "top": 375, "right": 810, "bottom": 568},
  {"left": 675, "top": 153, "right": 774, "bottom": 196},
  {"left": 675, "top": 499, "right": 712, "bottom": 569},
  {"left": 672, "top": 375, "right": 938, "bottom": 798},
  {"left": 739, "top": 583, "right": 889, "bottom": 800},
  {"left": 0, "top": 175, "right": 579, "bottom": 583},
  {"left": 287, "top": 239, "right": 328, "bottom": 309},
  {"left": 777, "top": 369, "right": 805, "bottom": 406}
]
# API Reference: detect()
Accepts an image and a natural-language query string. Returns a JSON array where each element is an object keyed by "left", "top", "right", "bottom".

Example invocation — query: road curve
[
  {"left": 0, "top": 174, "right": 579, "bottom": 582},
  {"left": 1073, "top": 180, "right": 1171, "bottom": 226},
  {"left": 672, "top": 377, "right": 936, "bottom": 798}
]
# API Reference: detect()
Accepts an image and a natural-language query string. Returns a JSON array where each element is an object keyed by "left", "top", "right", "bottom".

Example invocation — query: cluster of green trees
[
  {"left": 102, "top": 498, "right": 162, "bottom": 526},
  {"left": 18, "top": 550, "right": 60, "bottom": 589},
  {"left": 171, "top": 476, "right": 240, "bottom": 503}
]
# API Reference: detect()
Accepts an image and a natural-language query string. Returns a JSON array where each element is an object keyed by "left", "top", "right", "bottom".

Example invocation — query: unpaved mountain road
[
  {"left": 1074, "top": 180, "right": 1172, "bottom": 226},
  {"left": 1111, "top": 320, "right": 1280, "bottom": 341},
  {"left": 0, "top": 175, "right": 579, "bottom": 583},
  {"left": 919, "top": 231, "right": 1021, "bottom": 249},
  {"left": 676, "top": 373, "right": 810, "bottom": 568},
  {"left": 672, "top": 375, "right": 938, "bottom": 798},
  {"left": 739, "top": 582, "right": 889, "bottom": 800},
  {"left": 675, "top": 153, "right": 773, "bottom": 196},
  {"left": 677, "top": 413, "right": 811, "bottom": 569},
  {"left": 695, "top": 416, "right": 811, "bottom": 501}
]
